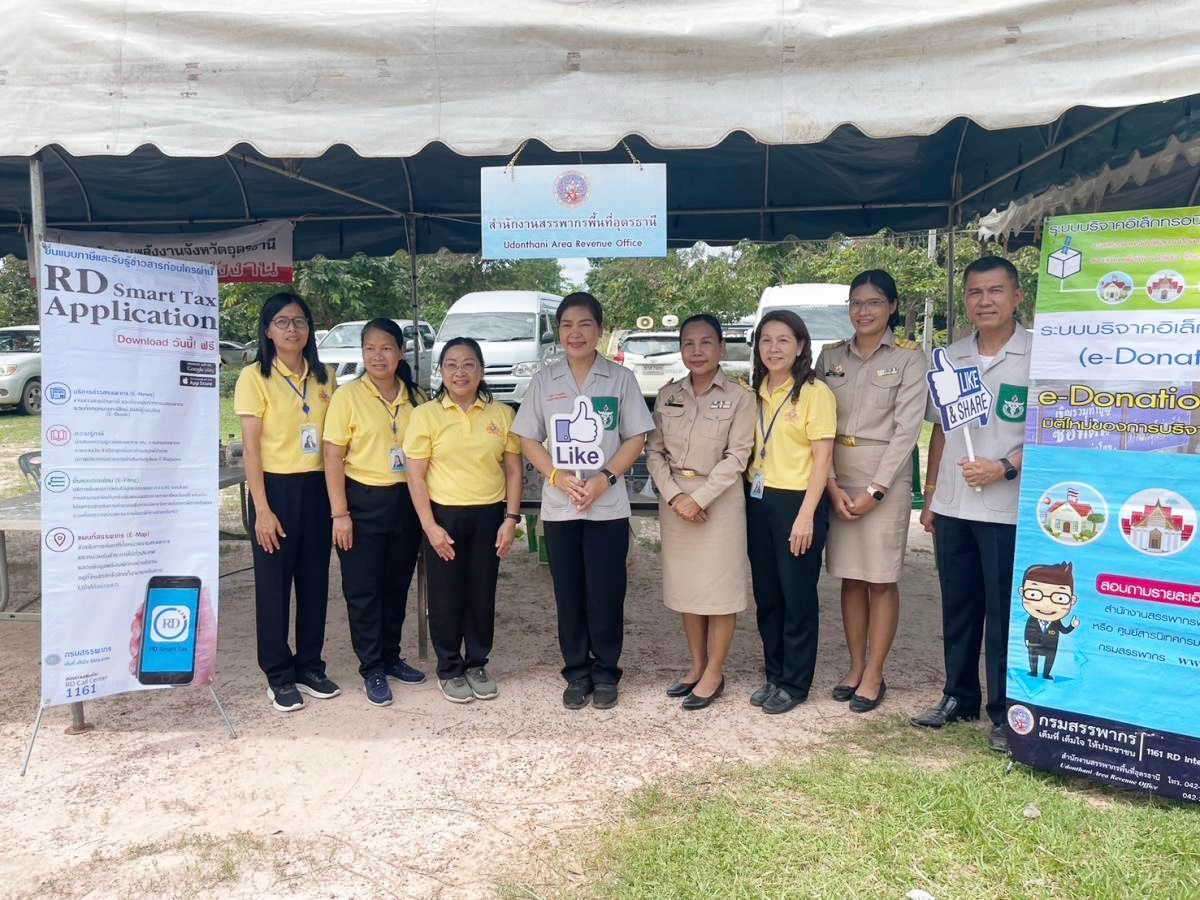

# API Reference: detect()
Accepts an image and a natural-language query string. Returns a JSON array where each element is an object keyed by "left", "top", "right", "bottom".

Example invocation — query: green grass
[
  {"left": 529, "top": 719, "right": 1200, "bottom": 900},
  {"left": 0, "top": 407, "right": 41, "bottom": 444}
]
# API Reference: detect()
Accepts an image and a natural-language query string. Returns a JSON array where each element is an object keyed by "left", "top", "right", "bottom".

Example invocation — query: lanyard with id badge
[
  {"left": 750, "top": 397, "right": 787, "bottom": 499},
  {"left": 378, "top": 391, "right": 406, "bottom": 473},
  {"left": 282, "top": 369, "right": 320, "bottom": 455}
]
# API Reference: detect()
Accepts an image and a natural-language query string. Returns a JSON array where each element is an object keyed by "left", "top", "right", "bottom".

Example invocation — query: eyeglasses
[
  {"left": 1021, "top": 587, "right": 1073, "bottom": 606},
  {"left": 848, "top": 299, "right": 890, "bottom": 312},
  {"left": 271, "top": 316, "right": 309, "bottom": 331},
  {"left": 440, "top": 361, "right": 480, "bottom": 375}
]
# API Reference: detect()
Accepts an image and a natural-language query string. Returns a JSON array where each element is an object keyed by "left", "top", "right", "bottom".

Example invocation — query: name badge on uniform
[
  {"left": 300, "top": 424, "right": 319, "bottom": 454},
  {"left": 749, "top": 471, "right": 765, "bottom": 499},
  {"left": 710, "top": 399, "right": 732, "bottom": 409},
  {"left": 876, "top": 366, "right": 899, "bottom": 376},
  {"left": 390, "top": 447, "right": 406, "bottom": 473}
]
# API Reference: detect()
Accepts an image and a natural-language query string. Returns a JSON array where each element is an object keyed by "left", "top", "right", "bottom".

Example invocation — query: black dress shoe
[
  {"left": 593, "top": 683, "right": 619, "bottom": 709},
  {"left": 562, "top": 679, "right": 593, "bottom": 709},
  {"left": 831, "top": 682, "right": 860, "bottom": 702},
  {"left": 762, "top": 686, "right": 806, "bottom": 714},
  {"left": 681, "top": 678, "right": 724, "bottom": 711},
  {"left": 665, "top": 680, "right": 698, "bottom": 698},
  {"left": 848, "top": 680, "right": 886, "bottom": 713},
  {"left": 988, "top": 724, "right": 1009, "bottom": 753},
  {"left": 910, "top": 695, "right": 978, "bottom": 728},
  {"left": 749, "top": 681, "right": 777, "bottom": 707}
]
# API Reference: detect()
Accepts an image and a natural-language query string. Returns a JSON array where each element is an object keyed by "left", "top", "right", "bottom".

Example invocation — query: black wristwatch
[
  {"left": 1000, "top": 457, "right": 1019, "bottom": 481},
  {"left": 868, "top": 483, "right": 886, "bottom": 502},
  {"left": 600, "top": 467, "right": 618, "bottom": 486},
  {"left": 504, "top": 512, "right": 522, "bottom": 524}
]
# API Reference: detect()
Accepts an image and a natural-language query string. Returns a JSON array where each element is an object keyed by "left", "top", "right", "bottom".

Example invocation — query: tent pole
[
  {"left": 31, "top": 153, "right": 94, "bottom": 737},
  {"left": 406, "top": 212, "right": 429, "bottom": 662},
  {"left": 945, "top": 211, "right": 956, "bottom": 345}
]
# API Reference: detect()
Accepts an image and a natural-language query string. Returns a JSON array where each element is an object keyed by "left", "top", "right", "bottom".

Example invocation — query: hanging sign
[
  {"left": 1008, "top": 207, "right": 1200, "bottom": 804},
  {"left": 42, "top": 220, "right": 293, "bottom": 283},
  {"left": 481, "top": 163, "right": 666, "bottom": 260}
]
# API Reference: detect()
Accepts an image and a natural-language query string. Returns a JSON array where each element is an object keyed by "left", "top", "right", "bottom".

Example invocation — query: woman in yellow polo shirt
[
  {"left": 746, "top": 309, "right": 837, "bottom": 715},
  {"left": 323, "top": 318, "right": 427, "bottom": 708},
  {"left": 234, "top": 292, "right": 339, "bottom": 713},
  {"left": 403, "top": 337, "right": 523, "bottom": 705}
]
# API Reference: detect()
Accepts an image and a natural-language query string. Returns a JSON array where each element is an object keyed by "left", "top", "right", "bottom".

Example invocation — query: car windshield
[
  {"left": 767, "top": 306, "right": 855, "bottom": 340},
  {"left": 318, "top": 324, "right": 365, "bottom": 349},
  {"left": 0, "top": 330, "right": 39, "bottom": 352},
  {"left": 621, "top": 336, "right": 680, "bottom": 357},
  {"left": 723, "top": 340, "right": 752, "bottom": 361},
  {"left": 438, "top": 312, "right": 537, "bottom": 342}
]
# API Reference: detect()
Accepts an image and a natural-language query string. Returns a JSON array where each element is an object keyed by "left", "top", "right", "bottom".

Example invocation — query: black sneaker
[
  {"left": 267, "top": 683, "right": 304, "bottom": 712},
  {"left": 364, "top": 672, "right": 393, "bottom": 707},
  {"left": 296, "top": 669, "right": 341, "bottom": 699},
  {"left": 383, "top": 658, "right": 427, "bottom": 685},
  {"left": 562, "top": 679, "right": 593, "bottom": 709},
  {"left": 593, "top": 683, "right": 619, "bottom": 709}
]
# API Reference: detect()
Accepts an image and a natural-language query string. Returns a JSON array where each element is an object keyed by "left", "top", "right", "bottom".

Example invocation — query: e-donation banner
[
  {"left": 1007, "top": 208, "right": 1200, "bottom": 803},
  {"left": 42, "top": 220, "right": 293, "bottom": 283},
  {"left": 481, "top": 163, "right": 666, "bottom": 259},
  {"left": 39, "top": 243, "right": 220, "bottom": 706}
]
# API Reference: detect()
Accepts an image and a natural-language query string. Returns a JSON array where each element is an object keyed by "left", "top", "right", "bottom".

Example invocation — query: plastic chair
[{"left": 17, "top": 451, "right": 41, "bottom": 490}]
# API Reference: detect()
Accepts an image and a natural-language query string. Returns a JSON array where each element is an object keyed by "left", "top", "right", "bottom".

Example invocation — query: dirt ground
[{"left": 0, "top": 512, "right": 950, "bottom": 899}]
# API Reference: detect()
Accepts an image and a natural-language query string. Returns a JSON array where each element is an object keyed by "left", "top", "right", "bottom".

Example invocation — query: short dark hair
[
  {"left": 679, "top": 314, "right": 724, "bottom": 343},
  {"left": 849, "top": 269, "right": 903, "bottom": 329},
  {"left": 434, "top": 336, "right": 493, "bottom": 404},
  {"left": 556, "top": 291, "right": 604, "bottom": 327},
  {"left": 963, "top": 255, "right": 1020, "bottom": 289},
  {"left": 1023, "top": 561, "right": 1074, "bottom": 591},
  {"left": 359, "top": 318, "right": 423, "bottom": 403}
]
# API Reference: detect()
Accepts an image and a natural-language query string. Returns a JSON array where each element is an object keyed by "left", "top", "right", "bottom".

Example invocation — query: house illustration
[
  {"left": 1045, "top": 489, "right": 1099, "bottom": 538},
  {"left": 1099, "top": 277, "right": 1131, "bottom": 302},
  {"left": 1121, "top": 498, "right": 1194, "bottom": 553}
]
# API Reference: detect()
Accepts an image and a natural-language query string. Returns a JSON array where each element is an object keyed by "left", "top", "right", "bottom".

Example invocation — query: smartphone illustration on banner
[{"left": 137, "top": 575, "right": 201, "bottom": 685}]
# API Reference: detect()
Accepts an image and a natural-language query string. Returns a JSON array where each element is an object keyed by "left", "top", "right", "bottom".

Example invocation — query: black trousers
[
  {"left": 250, "top": 472, "right": 331, "bottom": 688},
  {"left": 543, "top": 518, "right": 630, "bottom": 685},
  {"left": 932, "top": 513, "right": 1017, "bottom": 726},
  {"left": 424, "top": 502, "right": 504, "bottom": 680},
  {"left": 337, "top": 479, "right": 421, "bottom": 678},
  {"left": 746, "top": 487, "right": 829, "bottom": 697}
]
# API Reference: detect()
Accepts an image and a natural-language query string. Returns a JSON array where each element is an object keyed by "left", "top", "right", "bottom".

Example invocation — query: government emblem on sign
[{"left": 553, "top": 170, "right": 590, "bottom": 208}]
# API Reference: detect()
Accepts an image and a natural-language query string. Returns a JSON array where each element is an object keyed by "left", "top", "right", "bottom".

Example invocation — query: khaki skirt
[
  {"left": 825, "top": 443, "right": 912, "bottom": 583},
  {"left": 659, "top": 477, "right": 748, "bottom": 615}
]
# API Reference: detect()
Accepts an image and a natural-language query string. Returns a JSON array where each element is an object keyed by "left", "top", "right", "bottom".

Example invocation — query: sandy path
[{"left": 0, "top": 515, "right": 946, "bottom": 899}]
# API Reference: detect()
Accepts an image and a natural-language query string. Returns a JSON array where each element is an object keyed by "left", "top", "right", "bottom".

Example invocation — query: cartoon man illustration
[{"left": 1021, "top": 561, "right": 1080, "bottom": 680}]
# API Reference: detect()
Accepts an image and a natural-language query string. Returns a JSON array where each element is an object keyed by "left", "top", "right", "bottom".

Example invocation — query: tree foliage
[
  {"left": 586, "top": 231, "right": 1039, "bottom": 340},
  {"left": 0, "top": 257, "right": 37, "bottom": 327}
]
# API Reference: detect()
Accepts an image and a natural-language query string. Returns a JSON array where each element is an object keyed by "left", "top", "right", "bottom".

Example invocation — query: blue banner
[
  {"left": 1009, "top": 208, "right": 1200, "bottom": 803},
  {"left": 481, "top": 163, "right": 666, "bottom": 260}
]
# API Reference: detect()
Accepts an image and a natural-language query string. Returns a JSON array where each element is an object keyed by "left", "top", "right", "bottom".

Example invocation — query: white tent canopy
[{"left": 3, "top": 0, "right": 1199, "bottom": 158}]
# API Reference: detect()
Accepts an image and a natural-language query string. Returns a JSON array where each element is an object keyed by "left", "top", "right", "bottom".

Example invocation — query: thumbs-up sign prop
[
  {"left": 927, "top": 348, "right": 993, "bottom": 432},
  {"left": 550, "top": 395, "right": 607, "bottom": 471}
]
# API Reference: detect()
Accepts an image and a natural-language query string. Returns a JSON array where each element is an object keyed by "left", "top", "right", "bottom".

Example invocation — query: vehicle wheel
[{"left": 19, "top": 378, "right": 41, "bottom": 414}]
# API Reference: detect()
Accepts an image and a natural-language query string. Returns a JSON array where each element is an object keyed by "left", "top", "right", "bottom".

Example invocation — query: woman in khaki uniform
[
  {"left": 814, "top": 270, "right": 927, "bottom": 713},
  {"left": 646, "top": 315, "right": 756, "bottom": 710}
]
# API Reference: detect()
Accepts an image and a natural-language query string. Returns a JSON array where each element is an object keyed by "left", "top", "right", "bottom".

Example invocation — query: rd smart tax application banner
[
  {"left": 38, "top": 243, "right": 219, "bottom": 707},
  {"left": 1007, "top": 209, "right": 1200, "bottom": 803}
]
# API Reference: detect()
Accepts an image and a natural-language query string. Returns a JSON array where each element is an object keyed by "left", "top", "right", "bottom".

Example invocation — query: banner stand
[{"left": 20, "top": 686, "right": 237, "bottom": 776}]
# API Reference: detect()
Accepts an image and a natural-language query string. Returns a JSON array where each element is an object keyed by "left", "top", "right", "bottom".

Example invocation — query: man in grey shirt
[{"left": 912, "top": 257, "right": 1031, "bottom": 753}]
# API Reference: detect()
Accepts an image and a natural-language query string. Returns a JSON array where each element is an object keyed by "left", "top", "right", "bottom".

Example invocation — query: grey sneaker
[
  {"left": 439, "top": 675, "right": 475, "bottom": 704},
  {"left": 465, "top": 666, "right": 498, "bottom": 700}
]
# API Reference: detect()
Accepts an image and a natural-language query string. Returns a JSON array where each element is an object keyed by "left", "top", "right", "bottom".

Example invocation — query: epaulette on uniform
[
  {"left": 824, "top": 339, "right": 848, "bottom": 351},
  {"left": 894, "top": 337, "right": 920, "bottom": 350}
]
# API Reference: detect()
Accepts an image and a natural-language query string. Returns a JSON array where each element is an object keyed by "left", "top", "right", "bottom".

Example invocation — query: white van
[
  {"left": 755, "top": 283, "right": 854, "bottom": 360},
  {"left": 431, "top": 291, "right": 563, "bottom": 406}
]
